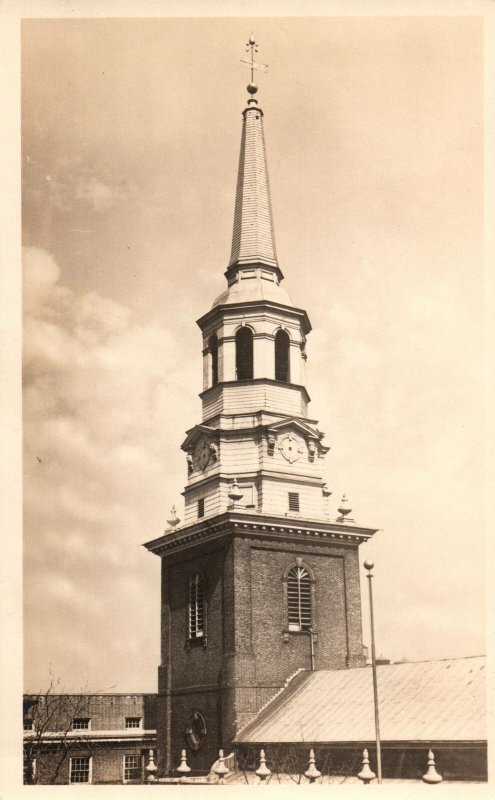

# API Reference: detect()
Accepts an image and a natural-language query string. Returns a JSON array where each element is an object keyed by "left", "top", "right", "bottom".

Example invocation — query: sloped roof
[{"left": 236, "top": 657, "right": 486, "bottom": 744}]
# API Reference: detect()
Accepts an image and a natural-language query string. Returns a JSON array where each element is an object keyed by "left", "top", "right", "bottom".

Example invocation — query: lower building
[
  {"left": 23, "top": 660, "right": 487, "bottom": 784},
  {"left": 234, "top": 656, "right": 487, "bottom": 782},
  {"left": 23, "top": 693, "right": 156, "bottom": 785}
]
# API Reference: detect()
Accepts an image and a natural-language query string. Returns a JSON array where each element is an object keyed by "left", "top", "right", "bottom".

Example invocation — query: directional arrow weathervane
[{"left": 241, "top": 35, "right": 269, "bottom": 84}]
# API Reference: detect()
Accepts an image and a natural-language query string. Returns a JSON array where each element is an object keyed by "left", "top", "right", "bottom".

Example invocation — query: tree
[{"left": 23, "top": 672, "right": 105, "bottom": 785}]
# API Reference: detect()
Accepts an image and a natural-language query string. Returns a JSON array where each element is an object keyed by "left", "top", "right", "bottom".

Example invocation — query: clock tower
[{"left": 145, "top": 40, "right": 378, "bottom": 775}]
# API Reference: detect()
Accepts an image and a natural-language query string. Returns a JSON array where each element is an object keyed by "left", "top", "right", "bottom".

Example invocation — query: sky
[{"left": 20, "top": 15, "right": 485, "bottom": 693}]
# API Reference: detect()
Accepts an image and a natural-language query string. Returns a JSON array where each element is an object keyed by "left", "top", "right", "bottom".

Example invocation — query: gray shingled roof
[{"left": 236, "top": 657, "right": 486, "bottom": 744}]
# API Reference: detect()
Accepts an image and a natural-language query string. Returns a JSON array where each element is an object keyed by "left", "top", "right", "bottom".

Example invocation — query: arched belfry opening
[
  {"left": 236, "top": 327, "right": 253, "bottom": 380},
  {"left": 209, "top": 333, "right": 219, "bottom": 386},
  {"left": 275, "top": 329, "right": 290, "bottom": 383}
]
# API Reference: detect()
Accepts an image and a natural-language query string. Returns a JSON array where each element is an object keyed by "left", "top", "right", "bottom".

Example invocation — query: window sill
[
  {"left": 282, "top": 630, "right": 317, "bottom": 643},
  {"left": 185, "top": 636, "right": 207, "bottom": 650}
]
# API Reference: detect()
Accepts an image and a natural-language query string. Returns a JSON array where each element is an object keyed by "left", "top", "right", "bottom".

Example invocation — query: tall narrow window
[
  {"left": 275, "top": 329, "right": 290, "bottom": 382},
  {"left": 287, "top": 566, "right": 312, "bottom": 631},
  {"left": 209, "top": 333, "right": 219, "bottom": 386},
  {"left": 197, "top": 498, "right": 205, "bottom": 518},
  {"left": 189, "top": 574, "right": 205, "bottom": 639},
  {"left": 235, "top": 327, "right": 253, "bottom": 380}
]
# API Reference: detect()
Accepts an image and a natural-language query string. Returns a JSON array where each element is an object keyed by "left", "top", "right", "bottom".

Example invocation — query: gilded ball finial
[
  {"left": 247, "top": 82, "right": 258, "bottom": 95},
  {"left": 364, "top": 559, "right": 374, "bottom": 571}
]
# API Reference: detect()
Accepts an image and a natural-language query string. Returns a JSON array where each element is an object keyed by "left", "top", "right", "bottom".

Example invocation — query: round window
[{"left": 185, "top": 711, "right": 207, "bottom": 751}]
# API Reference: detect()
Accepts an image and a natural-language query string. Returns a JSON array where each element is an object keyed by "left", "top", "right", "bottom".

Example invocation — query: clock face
[
  {"left": 197, "top": 442, "right": 210, "bottom": 471},
  {"left": 279, "top": 432, "right": 304, "bottom": 463}
]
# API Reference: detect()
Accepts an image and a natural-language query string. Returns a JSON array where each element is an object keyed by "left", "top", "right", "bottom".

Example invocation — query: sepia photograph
[{"left": 1, "top": 3, "right": 491, "bottom": 793}]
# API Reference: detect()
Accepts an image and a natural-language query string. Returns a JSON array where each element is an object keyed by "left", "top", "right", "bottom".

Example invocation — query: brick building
[
  {"left": 23, "top": 39, "right": 485, "bottom": 786},
  {"left": 23, "top": 693, "right": 156, "bottom": 784},
  {"left": 144, "top": 48, "right": 378, "bottom": 775}
]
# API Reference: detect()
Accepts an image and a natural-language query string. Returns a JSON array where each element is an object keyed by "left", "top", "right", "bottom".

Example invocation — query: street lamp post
[{"left": 364, "top": 560, "right": 382, "bottom": 784}]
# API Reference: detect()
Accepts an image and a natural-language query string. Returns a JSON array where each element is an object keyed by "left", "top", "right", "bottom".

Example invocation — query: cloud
[
  {"left": 22, "top": 247, "right": 62, "bottom": 314},
  {"left": 23, "top": 246, "right": 185, "bottom": 691},
  {"left": 76, "top": 177, "right": 126, "bottom": 212}
]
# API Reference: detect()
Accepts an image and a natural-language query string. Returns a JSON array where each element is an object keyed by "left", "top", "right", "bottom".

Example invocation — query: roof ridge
[
  {"left": 312, "top": 655, "right": 487, "bottom": 673},
  {"left": 384, "top": 655, "right": 486, "bottom": 666}
]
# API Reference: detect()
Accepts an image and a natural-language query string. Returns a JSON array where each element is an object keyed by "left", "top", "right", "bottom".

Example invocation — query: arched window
[
  {"left": 287, "top": 566, "right": 311, "bottom": 631},
  {"left": 275, "top": 329, "right": 290, "bottom": 383},
  {"left": 189, "top": 574, "right": 204, "bottom": 639},
  {"left": 209, "top": 333, "right": 219, "bottom": 386},
  {"left": 235, "top": 327, "right": 253, "bottom": 380}
]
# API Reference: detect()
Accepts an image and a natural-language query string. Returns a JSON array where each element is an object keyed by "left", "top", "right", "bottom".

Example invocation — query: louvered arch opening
[
  {"left": 236, "top": 327, "right": 253, "bottom": 380},
  {"left": 275, "top": 329, "right": 290, "bottom": 383},
  {"left": 189, "top": 574, "right": 204, "bottom": 639},
  {"left": 287, "top": 566, "right": 312, "bottom": 631},
  {"left": 209, "top": 333, "right": 219, "bottom": 386}
]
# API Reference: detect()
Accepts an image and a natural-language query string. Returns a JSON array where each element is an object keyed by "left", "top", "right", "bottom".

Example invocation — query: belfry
[{"left": 145, "top": 38, "right": 378, "bottom": 775}]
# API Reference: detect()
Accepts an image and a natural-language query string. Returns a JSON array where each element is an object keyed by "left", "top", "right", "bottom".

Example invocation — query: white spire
[{"left": 228, "top": 103, "right": 278, "bottom": 271}]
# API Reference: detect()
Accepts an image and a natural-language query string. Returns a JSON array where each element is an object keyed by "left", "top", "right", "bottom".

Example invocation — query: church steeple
[
  {"left": 228, "top": 37, "right": 281, "bottom": 279},
  {"left": 145, "top": 41, "right": 378, "bottom": 776},
  {"left": 228, "top": 99, "right": 278, "bottom": 272}
]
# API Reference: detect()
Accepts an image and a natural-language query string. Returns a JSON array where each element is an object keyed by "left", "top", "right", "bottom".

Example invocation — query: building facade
[
  {"left": 23, "top": 694, "right": 156, "bottom": 785},
  {"left": 144, "top": 54, "right": 378, "bottom": 775}
]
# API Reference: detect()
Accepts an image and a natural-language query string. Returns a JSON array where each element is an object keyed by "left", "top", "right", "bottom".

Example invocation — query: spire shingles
[{"left": 228, "top": 106, "right": 278, "bottom": 270}]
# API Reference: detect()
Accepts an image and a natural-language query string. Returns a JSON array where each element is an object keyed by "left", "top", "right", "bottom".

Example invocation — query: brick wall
[
  {"left": 24, "top": 693, "right": 156, "bottom": 731},
  {"left": 159, "top": 526, "right": 365, "bottom": 772},
  {"left": 29, "top": 741, "right": 154, "bottom": 784},
  {"left": 23, "top": 694, "right": 157, "bottom": 784}
]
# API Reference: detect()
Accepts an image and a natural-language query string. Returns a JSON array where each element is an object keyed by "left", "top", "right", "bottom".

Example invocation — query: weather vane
[{"left": 240, "top": 35, "right": 268, "bottom": 100}]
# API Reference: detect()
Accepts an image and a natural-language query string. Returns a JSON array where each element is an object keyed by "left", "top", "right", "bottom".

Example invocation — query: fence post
[
  {"left": 422, "top": 750, "right": 442, "bottom": 784},
  {"left": 255, "top": 749, "right": 271, "bottom": 783},
  {"left": 145, "top": 749, "right": 158, "bottom": 783},
  {"left": 177, "top": 749, "right": 191, "bottom": 779},
  {"left": 304, "top": 749, "right": 321, "bottom": 783},
  {"left": 357, "top": 749, "right": 376, "bottom": 784},
  {"left": 213, "top": 749, "right": 230, "bottom": 784}
]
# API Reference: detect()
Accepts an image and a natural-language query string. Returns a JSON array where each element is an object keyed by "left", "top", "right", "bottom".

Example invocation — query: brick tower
[{"left": 144, "top": 41, "right": 378, "bottom": 775}]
